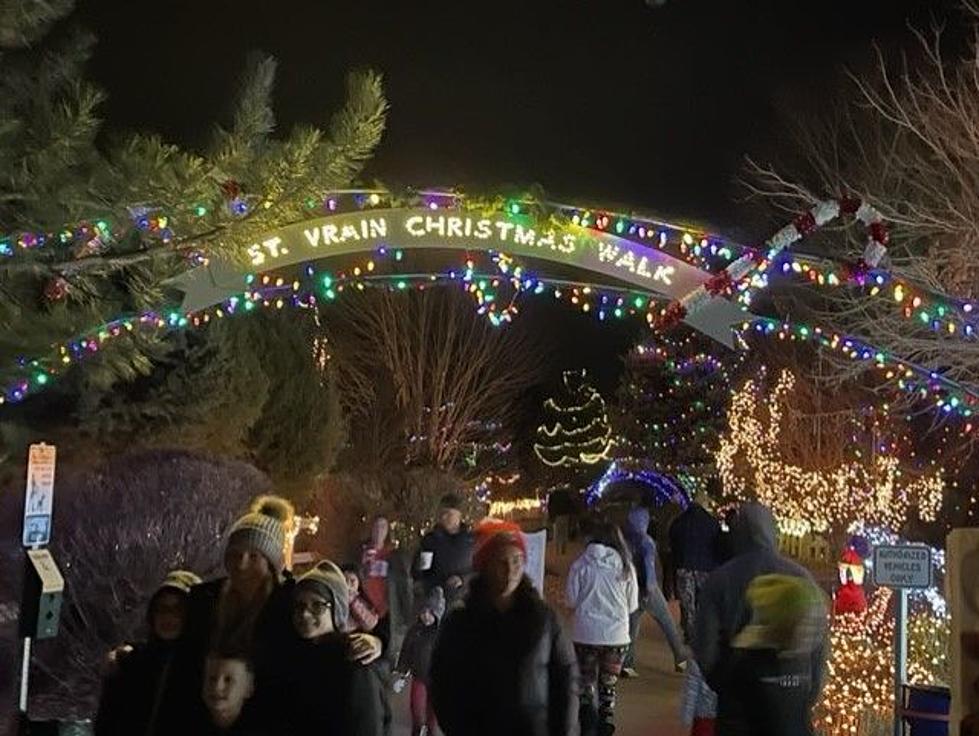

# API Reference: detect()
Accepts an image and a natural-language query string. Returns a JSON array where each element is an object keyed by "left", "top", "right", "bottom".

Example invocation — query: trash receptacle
[{"left": 901, "top": 684, "right": 950, "bottom": 736}]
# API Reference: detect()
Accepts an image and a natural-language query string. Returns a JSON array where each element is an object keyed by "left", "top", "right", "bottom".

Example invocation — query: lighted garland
[
  {"left": 764, "top": 253, "right": 979, "bottom": 338},
  {"left": 1, "top": 250, "right": 668, "bottom": 404},
  {"left": 655, "top": 197, "right": 889, "bottom": 331},
  {"left": 744, "top": 317, "right": 979, "bottom": 417},
  {"left": 716, "top": 370, "right": 944, "bottom": 536}
]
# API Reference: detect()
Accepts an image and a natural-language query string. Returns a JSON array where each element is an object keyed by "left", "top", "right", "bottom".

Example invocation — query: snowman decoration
[{"left": 834, "top": 540, "right": 869, "bottom": 615}]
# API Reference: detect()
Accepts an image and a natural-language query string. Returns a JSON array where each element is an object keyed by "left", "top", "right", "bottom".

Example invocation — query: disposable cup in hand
[{"left": 419, "top": 551, "right": 434, "bottom": 570}]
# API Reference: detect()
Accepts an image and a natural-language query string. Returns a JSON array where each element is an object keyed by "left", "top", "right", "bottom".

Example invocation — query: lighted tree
[
  {"left": 716, "top": 368, "right": 944, "bottom": 540},
  {"left": 534, "top": 369, "right": 612, "bottom": 486},
  {"left": 613, "top": 343, "right": 733, "bottom": 484}
]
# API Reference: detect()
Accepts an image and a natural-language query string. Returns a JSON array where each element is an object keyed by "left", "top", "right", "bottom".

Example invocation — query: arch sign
[{"left": 174, "top": 205, "right": 749, "bottom": 346}]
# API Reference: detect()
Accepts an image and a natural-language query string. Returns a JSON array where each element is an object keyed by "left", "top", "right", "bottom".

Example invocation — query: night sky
[{"left": 74, "top": 0, "right": 960, "bottom": 389}]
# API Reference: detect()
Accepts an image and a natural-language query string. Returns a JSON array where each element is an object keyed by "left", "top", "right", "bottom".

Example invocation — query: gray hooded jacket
[{"left": 692, "top": 503, "right": 828, "bottom": 722}]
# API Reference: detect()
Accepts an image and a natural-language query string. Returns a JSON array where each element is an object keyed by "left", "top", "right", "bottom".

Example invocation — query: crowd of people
[{"left": 93, "top": 488, "right": 829, "bottom": 736}]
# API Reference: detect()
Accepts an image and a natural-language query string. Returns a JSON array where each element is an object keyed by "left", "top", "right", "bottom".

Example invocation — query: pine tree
[
  {"left": 0, "top": 2, "right": 387, "bottom": 392},
  {"left": 612, "top": 344, "right": 732, "bottom": 485},
  {"left": 534, "top": 369, "right": 612, "bottom": 486}
]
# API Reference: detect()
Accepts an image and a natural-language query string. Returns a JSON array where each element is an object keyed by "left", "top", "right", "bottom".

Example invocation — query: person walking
[
  {"left": 360, "top": 515, "right": 413, "bottom": 660},
  {"left": 430, "top": 519, "right": 579, "bottom": 736},
  {"left": 413, "top": 494, "right": 474, "bottom": 608},
  {"left": 669, "top": 491, "right": 721, "bottom": 643},
  {"left": 565, "top": 522, "right": 638, "bottom": 736},
  {"left": 717, "top": 574, "right": 827, "bottom": 736},
  {"left": 693, "top": 502, "right": 828, "bottom": 735},
  {"left": 394, "top": 587, "right": 446, "bottom": 736},
  {"left": 679, "top": 660, "right": 717, "bottom": 736},
  {"left": 547, "top": 486, "right": 574, "bottom": 557},
  {"left": 95, "top": 570, "right": 202, "bottom": 736},
  {"left": 621, "top": 506, "right": 688, "bottom": 677}
]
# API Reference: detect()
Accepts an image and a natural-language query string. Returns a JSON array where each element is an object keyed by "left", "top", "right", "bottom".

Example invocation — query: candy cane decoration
[{"left": 654, "top": 197, "right": 889, "bottom": 331}]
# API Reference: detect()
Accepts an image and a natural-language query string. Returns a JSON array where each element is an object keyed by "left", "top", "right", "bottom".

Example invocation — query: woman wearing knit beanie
[
  {"left": 175, "top": 495, "right": 300, "bottom": 729},
  {"left": 430, "top": 519, "right": 579, "bottom": 736}
]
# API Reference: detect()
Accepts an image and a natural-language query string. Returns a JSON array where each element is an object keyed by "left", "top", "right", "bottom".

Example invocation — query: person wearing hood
[
  {"left": 95, "top": 570, "right": 202, "bottom": 736},
  {"left": 621, "top": 506, "right": 688, "bottom": 676},
  {"left": 430, "top": 519, "right": 579, "bottom": 736},
  {"left": 566, "top": 522, "right": 638, "bottom": 736},
  {"left": 669, "top": 490, "right": 721, "bottom": 643},
  {"left": 413, "top": 494, "right": 475, "bottom": 608},
  {"left": 718, "top": 574, "right": 828, "bottom": 736},
  {"left": 394, "top": 586, "right": 447, "bottom": 736},
  {"left": 693, "top": 502, "right": 828, "bottom": 734},
  {"left": 267, "top": 559, "right": 384, "bottom": 736}
]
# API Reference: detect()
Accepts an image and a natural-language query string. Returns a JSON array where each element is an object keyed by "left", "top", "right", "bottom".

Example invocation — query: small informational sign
[
  {"left": 522, "top": 530, "right": 547, "bottom": 595},
  {"left": 22, "top": 444, "right": 56, "bottom": 548},
  {"left": 873, "top": 544, "right": 932, "bottom": 589}
]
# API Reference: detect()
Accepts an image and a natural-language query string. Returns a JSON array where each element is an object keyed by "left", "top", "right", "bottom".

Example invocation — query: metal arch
[{"left": 171, "top": 200, "right": 753, "bottom": 346}]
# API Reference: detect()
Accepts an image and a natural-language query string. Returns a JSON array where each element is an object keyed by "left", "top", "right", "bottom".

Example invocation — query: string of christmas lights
[
  {"left": 717, "top": 370, "right": 944, "bottom": 536},
  {"left": 742, "top": 317, "right": 979, "bottom": 417}
]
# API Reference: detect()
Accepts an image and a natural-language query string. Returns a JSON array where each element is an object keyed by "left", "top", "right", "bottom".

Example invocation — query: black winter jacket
[
  {"left": 693, "top": 504, "right": 827, "bottom": 733},
  {"left": 413, "top": 526, "right": 474, "bottom": 601},
  {"left": 396, "top": 620, "right": 438, "bottom": 685},
  {"left": 669, "top": 504, "right": 721, "bottom": 573},
  {"left": 430, "top": 576, "right": 579, "bottom": 736},
  {"left": 717, "top": 647, "right": 817, "bottom": 736},
  {"left": 178, "top": 576, "right": 297, "bottom": 724},
  {"left": 95, "top": 640, "right": 191, "bottom": 736},
  {"left": 265, "top": 632, "right": 384, "bottom": 736}
]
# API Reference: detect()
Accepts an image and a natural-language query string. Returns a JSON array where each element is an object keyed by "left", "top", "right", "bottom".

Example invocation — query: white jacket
[{"left": 566, "top": 542, "right": 639, "bottom": 646}]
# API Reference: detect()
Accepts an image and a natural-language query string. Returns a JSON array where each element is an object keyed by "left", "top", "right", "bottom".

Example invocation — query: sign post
[
  {"left": 873, "top": 544, "right": 933, "bottom": 736},
  {"left": 18, "top": 443, "right": 57, "bottom": 735}
]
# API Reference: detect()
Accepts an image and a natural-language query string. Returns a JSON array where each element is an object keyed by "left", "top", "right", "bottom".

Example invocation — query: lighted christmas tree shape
[
  {"left": 613, "top": 343, "right": 733, "bottom": 485},
  {"left": 534, "top": 369, "right": 612, "bottom": 472}
]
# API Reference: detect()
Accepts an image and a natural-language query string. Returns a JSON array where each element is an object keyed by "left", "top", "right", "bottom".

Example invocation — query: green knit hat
[
  {"left": 227, "top": 498, "right": 290, "bottom": 573},
  {"left": 733, "top": 574, "right": 825, "bottom": 653}
]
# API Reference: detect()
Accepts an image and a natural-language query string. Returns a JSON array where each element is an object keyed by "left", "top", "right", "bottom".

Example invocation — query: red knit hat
[{"left": 473, "top": 518, "right": 527, "bottom": 571}]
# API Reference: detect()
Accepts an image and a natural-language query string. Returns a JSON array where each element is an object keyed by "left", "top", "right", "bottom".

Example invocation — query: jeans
[{"left": 623, "top": 585, "right": 687, "bottom": 668}]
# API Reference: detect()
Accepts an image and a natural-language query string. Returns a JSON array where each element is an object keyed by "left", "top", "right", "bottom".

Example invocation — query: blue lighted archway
[{"left": 586, "top": 461, "right": 690, "bottom": 507}]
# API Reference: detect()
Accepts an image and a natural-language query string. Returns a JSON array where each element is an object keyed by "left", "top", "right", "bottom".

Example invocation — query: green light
[
  {"left": 322, "top": 275, "right": 333, "bottom": 288},
  {"left": 508, "top": 201, "right": 521, "bottom": 215},
  {"left": 633, "top": 297, "right": 644, "bottom": 308},
  {"left": 615, "top": 220, "right": 625, "bottom": 234},
  {"left": 244, "top": 301, "right": 255, "bottom": 311},
  {"left": 396, "top": 281, "right": 407, "bottom": 290},
  {"left": 920, "top": 311, "right": 930, "bottom": 323},
  {"left": 194, "top": 205, "right": 207, "bottom": 216},
  {"left": 395, "top": 250, "right": 404, "bottom": 261},
  {"left": 35, "top": 373, "right": 48, "bottom": 385},
  {"left": 245, "top": 274, "right": 255, "bottom": 285},
  {"left": 326, "top": 289, "right": 336, "bottom": 300},
  {"left": 96, "top": 220, "right": 109, "bottom": 232},
  {"left": 614, "top": 308, "right": 623, "bottom": 318}
]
